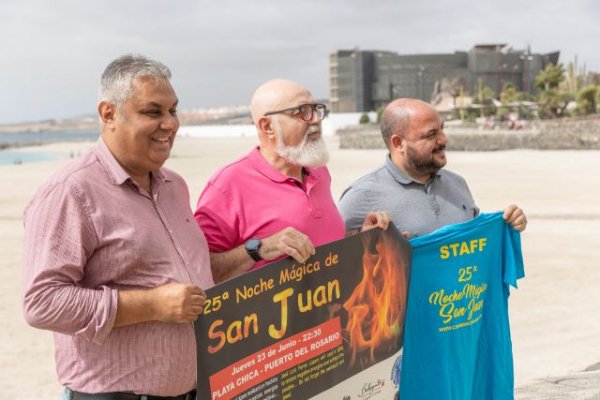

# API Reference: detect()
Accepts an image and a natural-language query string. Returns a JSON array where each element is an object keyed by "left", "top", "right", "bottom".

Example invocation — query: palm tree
[
  {"left": 576, "top": 85, "right": 598, "bottom": 114},
  {"left": 535, "top": 64, "right": 565, "bottom": 90}
]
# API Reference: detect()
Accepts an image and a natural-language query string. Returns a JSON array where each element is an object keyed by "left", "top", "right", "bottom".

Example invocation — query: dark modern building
[{"left": 329, "top": 44, "right": 560, "bottom": 112}]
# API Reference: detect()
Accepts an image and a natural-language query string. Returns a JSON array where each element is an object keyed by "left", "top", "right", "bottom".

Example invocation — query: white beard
[{"left": 274, "top": 123, "right": 329, "bottom": 167}]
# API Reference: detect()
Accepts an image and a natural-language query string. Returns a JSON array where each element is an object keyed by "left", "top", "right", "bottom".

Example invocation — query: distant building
[{"left": 329, "top": 44, "right": 560, "bottom": 112}]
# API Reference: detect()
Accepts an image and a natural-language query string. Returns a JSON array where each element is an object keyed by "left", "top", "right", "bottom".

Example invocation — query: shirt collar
[
  {"left": 94, "top": 137, "right": 169, "bottom": 186},
  {"left": 384, "top": 153, "right": 441, "bottom": 185},
  {"left": 249, "top": 147, "right": 320, "bottom": 183}
]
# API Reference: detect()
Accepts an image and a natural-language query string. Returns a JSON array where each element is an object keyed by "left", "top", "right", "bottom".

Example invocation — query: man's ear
[
  {"left": 257, "top": 116, "right": 276, "bottom": 140},
  {"left": 98, "top": 101, "right": 116, "bottom": 127},
  {"left": 390, "top": 133, "right": 405, "bottom": 151}
]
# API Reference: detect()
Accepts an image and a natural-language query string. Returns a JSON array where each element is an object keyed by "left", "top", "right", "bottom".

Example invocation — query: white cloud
[{"left": 0, "top": 0, "right": 598, "bottom": 123}]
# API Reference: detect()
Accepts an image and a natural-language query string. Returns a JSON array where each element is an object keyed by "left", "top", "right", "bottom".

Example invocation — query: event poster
[{"left": 194, "top": 227, "right": 411, "bottom": 400}]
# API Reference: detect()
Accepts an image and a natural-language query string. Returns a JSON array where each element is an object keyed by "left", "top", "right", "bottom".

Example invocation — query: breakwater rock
[{"left": 338, "top": 115, "right": 600, "bottom": 151}]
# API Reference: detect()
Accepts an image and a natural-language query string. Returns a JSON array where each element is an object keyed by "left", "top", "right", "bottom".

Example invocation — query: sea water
[
  {"left": 0, "top": 150, "right": 60, "bottom": 165},
  {"left": 0, "top": 131, "right": 99, "bottom": 146},
  {"left": 0, "top": 131, "right": 99, "bottom": 165}
]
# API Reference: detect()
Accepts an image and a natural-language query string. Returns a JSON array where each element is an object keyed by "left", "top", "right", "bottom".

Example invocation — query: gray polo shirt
[{"left": 339, "top": 155, "right": 479, "bottom": 237}]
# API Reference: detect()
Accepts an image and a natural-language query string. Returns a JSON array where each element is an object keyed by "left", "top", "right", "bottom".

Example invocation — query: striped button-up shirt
[{"left": 23, "top": 138, "right": 214, "bottom": 396}]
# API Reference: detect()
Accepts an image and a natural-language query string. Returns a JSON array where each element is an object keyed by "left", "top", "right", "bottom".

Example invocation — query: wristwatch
[{"left": 245, "top": 237, "right": 263, "bottom": 262}]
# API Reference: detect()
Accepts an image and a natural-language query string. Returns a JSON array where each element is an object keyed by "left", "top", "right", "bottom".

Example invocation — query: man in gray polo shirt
[{"left": 339, "top": 98, "right": 527, "bottom": 237}]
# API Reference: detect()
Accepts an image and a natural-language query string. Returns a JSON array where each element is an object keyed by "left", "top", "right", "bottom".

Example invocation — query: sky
[{"left": 1, "top": 0, "right": 599, "bottom": 125}]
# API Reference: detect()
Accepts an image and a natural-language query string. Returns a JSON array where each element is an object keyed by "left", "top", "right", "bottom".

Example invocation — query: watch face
[
  {"left": 245, "top": 238, "right": 262, "bottom": 261},
  {"left": 246, "top": 238, "right": 261, "bottom": 250}
]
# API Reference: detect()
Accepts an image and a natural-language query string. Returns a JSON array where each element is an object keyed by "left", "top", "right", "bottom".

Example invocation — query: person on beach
[
  {"left": 22, "top": 54, "right": 212, "bottom": 399},
  {"left": 338, "top": 98, "right": 527, "bottom": 236},
  {"left": 194, "top": 79, "right": 389, "bottom": 283}
]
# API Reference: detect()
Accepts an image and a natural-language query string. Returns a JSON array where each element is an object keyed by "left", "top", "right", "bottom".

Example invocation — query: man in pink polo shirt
[{"left": 195, "top": 79, "right": 388, "bottom": 283}]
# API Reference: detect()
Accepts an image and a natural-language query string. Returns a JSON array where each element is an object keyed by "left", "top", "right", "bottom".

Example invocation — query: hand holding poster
[{"left": 194, "top": 226, "right": 411, "bottom": 400}]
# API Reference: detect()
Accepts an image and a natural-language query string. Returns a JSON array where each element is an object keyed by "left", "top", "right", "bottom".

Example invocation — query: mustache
[
  {"left": 434, "top": 144, "right": 446, "bottom": 152},
  {"left": 306, "top": 125, "right": 321, "bottom": 135}
]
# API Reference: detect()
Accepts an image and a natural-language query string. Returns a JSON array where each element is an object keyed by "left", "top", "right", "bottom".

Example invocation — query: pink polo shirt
[{"left": 194, "top": 147, "right": 346, "bottom": 270}]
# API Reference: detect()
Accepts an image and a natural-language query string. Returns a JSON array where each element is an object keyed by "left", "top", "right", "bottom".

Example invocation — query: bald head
[
  {"left": 381, "top": 98, "right": 437, "bottom": 148},
  {"left": 250, "top": 79, "right": 313, "bottom": 124}
]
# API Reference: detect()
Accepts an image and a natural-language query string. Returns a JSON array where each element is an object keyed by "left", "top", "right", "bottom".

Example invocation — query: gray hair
[
  {"left": 99, "top": 54, "right": 172, "bottom": 112},
  {"left": 381, "top": 104, "right": 411, "bottom": 148}
]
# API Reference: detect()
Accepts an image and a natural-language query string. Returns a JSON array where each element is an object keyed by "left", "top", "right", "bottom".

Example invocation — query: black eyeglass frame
[{"left": 263, "top": 103, "right": 328, "bottom": 122}]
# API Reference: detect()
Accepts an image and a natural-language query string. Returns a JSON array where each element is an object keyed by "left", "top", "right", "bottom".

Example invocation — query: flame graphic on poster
[{"left": 343, "top": 231, "right": 408, "bottom": 368}]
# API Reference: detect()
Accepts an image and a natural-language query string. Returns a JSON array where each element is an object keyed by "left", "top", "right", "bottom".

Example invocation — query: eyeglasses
[{"left": 263, "top": 103, "right": 328, "bottom": 122}]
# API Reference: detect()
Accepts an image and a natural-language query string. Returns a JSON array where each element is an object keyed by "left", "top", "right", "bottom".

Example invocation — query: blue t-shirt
[{"left": 400, "top": 212, "right": 524, "bottom": 400}]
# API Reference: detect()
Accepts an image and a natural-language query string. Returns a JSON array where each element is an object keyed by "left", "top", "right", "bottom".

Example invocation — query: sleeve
[
  {"left": 502, "top": 223, "right": 525, "bottom": 288},
  {"left": 194, "top": 181, "right": 241, "bottom": 252},
  {"left": 22, "top": 182, "right": 118, "bottom": 344},
  {"left": 338, "top": 185, "right": 373, "bottom": 231},
  {"left": 464, "top": 179, "right": 480, "bottom": 218}
]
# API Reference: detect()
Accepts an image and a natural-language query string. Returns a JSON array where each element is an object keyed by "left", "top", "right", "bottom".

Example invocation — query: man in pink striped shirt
[{"left": 22, "top": 55, "right": 214, "bottom": 399}]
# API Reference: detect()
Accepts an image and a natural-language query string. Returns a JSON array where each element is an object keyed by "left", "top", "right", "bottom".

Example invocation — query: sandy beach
[{"left": 2, "top": 135, "right": 599, "bottom": 399}]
